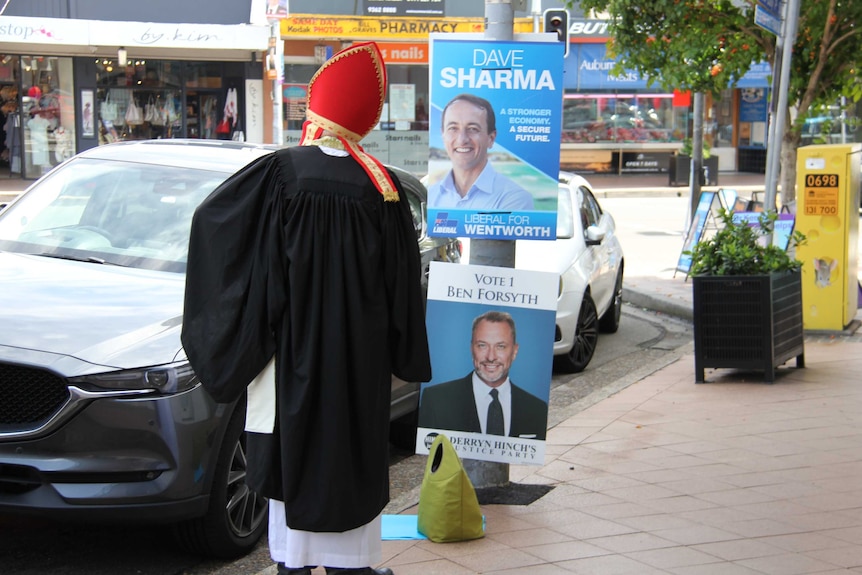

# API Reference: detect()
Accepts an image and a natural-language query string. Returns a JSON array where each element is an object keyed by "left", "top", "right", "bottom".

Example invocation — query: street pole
[
  {"left": 270, "top": 19, "right": 284, "bottom": 146},
  {"left": 764, "top": 0, "right": 801, "bottom": 212},
  {"left": 461, "top": 0, "right": 521, "bottom": 490},
  {"left": 531, "top": 0, "right": 541, "bottom": 33},
  {"left": 763, "top": 39, "right": 783, "bottom": 212},
  {"left": 688, "top": 92, "right": 705, "bottom": 225},
  {"left": 471, "top": 0, "right": 517, "bottom": 271}
]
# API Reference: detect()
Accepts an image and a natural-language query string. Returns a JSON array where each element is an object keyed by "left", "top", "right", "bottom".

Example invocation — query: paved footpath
[{"left": 357, "top": 176, "right": 862, "bottom": 573}]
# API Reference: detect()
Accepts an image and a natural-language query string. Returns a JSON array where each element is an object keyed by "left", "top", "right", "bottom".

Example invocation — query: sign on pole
[
  {"left": 677, "top": 191, "right": 718, "bottom": 274},
  {"left": 416, "top": 261, "right": 558, "bottom": 466},
  {"left": 755, "top": 0, "right": 781, "bottom": 35},
  {"left": 754, "top": 3, "right": 781, "bottom": 36},
  {"left": 425, "top": 34, "right": 564, "bottom": 241}
]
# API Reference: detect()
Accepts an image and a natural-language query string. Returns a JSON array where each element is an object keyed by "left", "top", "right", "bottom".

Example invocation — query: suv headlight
[{"left": 68, "top": 362, "right": 199, "bottom": 394}]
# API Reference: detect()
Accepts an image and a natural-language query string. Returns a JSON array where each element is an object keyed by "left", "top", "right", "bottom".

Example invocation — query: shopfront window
[
  {"left": 282, "top": 63, "right": 317, "bottom": 138},
  {"left": 19, "top": 57, "right": 76, "bottom": 177},
  {"left": 709, "top": 89, "right": 735, "bottom": 148},
  {"left": 369, "top": 63, "right": 429, "bottom": 175},
  {"left": 96, "top": 60, "right": 183, "bottom": 143},
  {"left": 185, "top": 62, "right": 225, "bottom": 90},
  {"left": 562, "top": 93, "right": 687, "bottom": 144},
  {"left": 96, "top": 87, "right": 182, "bottom": 143},
  {"left": 0, "top": 55, "right": 20, "bottom": 176},
  {"left": 737, "top": 88, "right": 769, "bottom": 148},
  {"left": 96, "top": 59, "right": 183, "bottom": 89},
  {"left": 95, "top": 60, "right": 240, "bottom": 144}
]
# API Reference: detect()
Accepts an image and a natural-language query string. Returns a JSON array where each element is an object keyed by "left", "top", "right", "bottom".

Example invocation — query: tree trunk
[{"left": 780, "top": 130, "right": 802, "bottom": 210}]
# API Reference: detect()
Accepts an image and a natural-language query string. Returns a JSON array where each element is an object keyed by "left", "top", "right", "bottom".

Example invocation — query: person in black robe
[{"left": 181, "top": 42, "right": 431, "bottom": 575}]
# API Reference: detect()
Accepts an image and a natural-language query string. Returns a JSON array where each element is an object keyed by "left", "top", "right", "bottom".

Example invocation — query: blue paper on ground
[
  {"left": 381, "top": 514, "right": 426, "bottom": 540},
  {"left": 381, "top": 514, "right": 488, "bottom": 540}
]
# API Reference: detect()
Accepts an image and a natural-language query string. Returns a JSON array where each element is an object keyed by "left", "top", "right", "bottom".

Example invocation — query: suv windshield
[{"left": 0, "top": 158, "right": 227, "bottom": 272}]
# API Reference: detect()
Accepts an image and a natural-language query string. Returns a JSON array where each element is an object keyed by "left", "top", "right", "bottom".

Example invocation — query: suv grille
[{"left": 0, "top": 364, "right": 70, "bottom": 431}]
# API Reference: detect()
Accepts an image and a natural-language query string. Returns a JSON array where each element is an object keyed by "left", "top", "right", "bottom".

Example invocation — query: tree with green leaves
[{"left": 573, "top": 0, "right": 862, "bottom": 207}]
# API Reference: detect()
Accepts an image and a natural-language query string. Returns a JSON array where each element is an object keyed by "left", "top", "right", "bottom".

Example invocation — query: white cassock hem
[{"left": 268, "top": 499, "right": 382, "bottom": 569}]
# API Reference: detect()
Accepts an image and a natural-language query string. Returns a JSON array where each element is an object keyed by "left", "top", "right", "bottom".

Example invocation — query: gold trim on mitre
[
  {"left": 304, "top": 110, "right": 364, "bottom": 144},
  {"left": 307, "top": 135, "right": 346, "bottom": 151}
]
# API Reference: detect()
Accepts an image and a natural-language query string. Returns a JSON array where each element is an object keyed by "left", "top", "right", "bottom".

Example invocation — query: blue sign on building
[
  {"left": 567, "top": 44, "right": 647, "bottom": 90},
  {"left": 563, "top": 43, "right": 770, "bottom": 90}
]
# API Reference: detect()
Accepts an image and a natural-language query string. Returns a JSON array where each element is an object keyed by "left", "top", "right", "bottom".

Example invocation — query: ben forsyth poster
[
  {"left": 426, "top": 35, "right": 564, "bottom": 241},
  {"left": 416, "top": 261, "right": 558, "bottom": 466}
]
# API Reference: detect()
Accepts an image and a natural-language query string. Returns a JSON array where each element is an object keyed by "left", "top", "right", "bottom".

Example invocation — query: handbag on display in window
[
  {"left": 231, "top": 119, "right": 245, "bottom": 142},
  {"left": 223, "top": 87, "right": 238, "bottom": 127},
  {"left": 164, "top": 93, "right": 179, "bottom": 124},
  {"left": 125, "top": 98, "right": 144, "bottom": 126},
  {"left": 215, "top": 117, "right": 231, "bottom": 135},
  {"left": 101, "top": 91, "right": 118, "bottom": 123},
  {"left": 145, "top": 96, "right": 165, "bottom": 126}
]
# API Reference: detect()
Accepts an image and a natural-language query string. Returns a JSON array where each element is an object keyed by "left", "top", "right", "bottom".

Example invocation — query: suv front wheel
[{"left": 172, "top": 401, "right": 268, "bottom": 558}]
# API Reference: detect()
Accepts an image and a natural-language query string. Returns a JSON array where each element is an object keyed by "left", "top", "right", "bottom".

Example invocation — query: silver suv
[{"left": 0, "top": 140, "right": 458, "bottom": 558}]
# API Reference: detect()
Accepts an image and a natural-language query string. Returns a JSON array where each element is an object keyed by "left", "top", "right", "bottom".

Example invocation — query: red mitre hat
[{"left": 300, "top": 42, "right": 399, "bottom": 201}]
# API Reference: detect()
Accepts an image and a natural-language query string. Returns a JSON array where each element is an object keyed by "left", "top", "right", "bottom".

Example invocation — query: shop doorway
[
  {"left": 0, "top": 54, "right": 76, "bottom": 180},
  {"left": 0, "top": 54, "right": 21, "bottom": 178}
]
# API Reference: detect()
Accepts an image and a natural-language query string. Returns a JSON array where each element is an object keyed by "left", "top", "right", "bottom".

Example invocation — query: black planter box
[
  {"left": 693, "top": 270, "right": 805, "bottom": 383},
  {"left": 668, "top": 155, "right": 719, "bottom": 186}
]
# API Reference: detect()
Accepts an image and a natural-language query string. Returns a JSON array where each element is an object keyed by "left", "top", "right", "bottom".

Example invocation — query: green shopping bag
[{"left": 417, "top": 434, "right": 485, "bottom": 543}]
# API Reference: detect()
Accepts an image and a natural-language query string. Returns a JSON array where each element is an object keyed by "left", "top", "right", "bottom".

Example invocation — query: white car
[{"left": 462, "top": 172, "right": 625, "bottom": 373}]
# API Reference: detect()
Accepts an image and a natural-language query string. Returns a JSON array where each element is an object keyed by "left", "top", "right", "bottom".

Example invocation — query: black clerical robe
[{"left": 181, "top": 145, "right": 431, "bottom": 533}]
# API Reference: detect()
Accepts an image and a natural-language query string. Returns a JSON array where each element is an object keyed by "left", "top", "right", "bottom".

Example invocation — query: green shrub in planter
[
  {"left": 670, "top": 139, "right": 717, "bottom": 186},
  {"left": 680, "top": 137, "right": 711, "bottom": 159},
  {"left": 685, "top": 209, "right": 807, "bottom": 383},
  {"left": 686, "top": 209, "right": 806, "bottom": 277}
]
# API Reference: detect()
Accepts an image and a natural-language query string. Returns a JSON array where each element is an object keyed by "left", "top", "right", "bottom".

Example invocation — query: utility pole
[
  {"left": 531, "top": 0, "right": 542, "bottom": 33},
  {"left": 269, "top": 19, "right": 284, "bottom": 146},
  {"left": 461, "top": 0, "right": 524, "bottom": 490},
  {"left": 688, "top": 92, "right": 705, "bottom": 225},
  {"left": 763, "top": 0, "right": 801, "bottom": 212},
  {"left": 763, "top": 33, "right": 784, "bottom": 211},
  {"left": 469, "top": 1, "right": 518, "bottom": 271}
]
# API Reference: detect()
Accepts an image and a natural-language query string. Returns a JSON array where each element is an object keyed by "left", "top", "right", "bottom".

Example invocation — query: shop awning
[{"left": 0, "top": 15, "right": 270, "bottom": 61}]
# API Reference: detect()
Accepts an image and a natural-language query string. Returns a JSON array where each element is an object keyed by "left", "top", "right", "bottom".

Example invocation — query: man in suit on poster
[{"left": 419, "top": 310, "right": 548, "bottom": 440}]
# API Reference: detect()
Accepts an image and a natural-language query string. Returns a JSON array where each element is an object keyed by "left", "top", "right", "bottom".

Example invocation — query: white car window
[
  {"left": 579, "top": 186, "right": 602, "bottom": 228},
  {"left": 556, "top": 185, "right": 574, "bottom": 239}
]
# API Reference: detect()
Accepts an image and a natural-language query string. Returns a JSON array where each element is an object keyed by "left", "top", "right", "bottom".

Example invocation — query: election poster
[
  {"left": 677, "top": 191, "right": 717, "bottom": 274},
  {"left": 732, "top": 211, "right": 796, "bottom": 251},
  {"left": 426, "top": 35, "right": 565, "bottom": 241},
  {"left": 416, "top": 261, "right": 558, "bottom": 466}
]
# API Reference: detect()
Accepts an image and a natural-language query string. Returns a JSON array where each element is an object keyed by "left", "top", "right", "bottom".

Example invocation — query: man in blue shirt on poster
[{"left": 428, "top": 93, "right": 534, "bottom": 211}]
